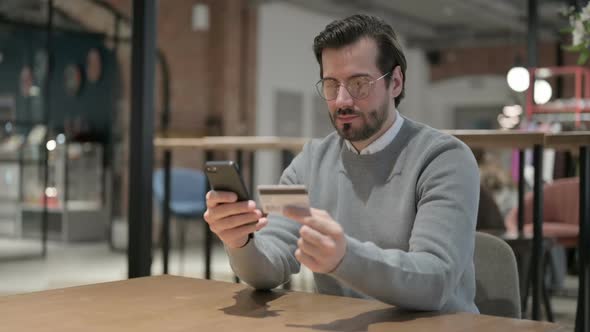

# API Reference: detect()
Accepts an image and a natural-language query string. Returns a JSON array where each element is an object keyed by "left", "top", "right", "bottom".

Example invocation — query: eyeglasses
[{"left": 315, "top": 72, "right": 390, "bottom": 101}]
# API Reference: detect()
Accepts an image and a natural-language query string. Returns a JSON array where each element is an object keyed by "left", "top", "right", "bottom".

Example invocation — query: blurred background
[{"left": 0, "top": 0, "right": 586, "bottom": 329}]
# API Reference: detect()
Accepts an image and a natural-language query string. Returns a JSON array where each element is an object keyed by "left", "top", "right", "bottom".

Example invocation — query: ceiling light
[
  {"left": 46, "top": 140, "right": 56, "bottom": 151},
  {"left": 534, "top": 80, "right": 552, "bottom": 104},
  {"left": 502, "top": 105, "right": 523, "bottom": 117},
  {"left": 507, "top": 66, "right": 530, "bottom": 92}
]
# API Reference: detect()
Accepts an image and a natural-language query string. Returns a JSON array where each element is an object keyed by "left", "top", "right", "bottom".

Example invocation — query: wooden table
[
  {"left": 444, "top": 130, "right": 545, "bottom": 149},
  {"left": 154, "top": 136, "right": 308, "bottom": 153},
  {"left": 0, "top": 275, "right": 562, "bottom": 332},
  {"left": 545, "top": 132, "right": 590, "bottom": 332}
]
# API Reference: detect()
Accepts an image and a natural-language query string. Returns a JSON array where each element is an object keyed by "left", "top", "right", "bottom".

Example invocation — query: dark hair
[{"left": 313, "top": 14, "right": 407, "bottom": 107}]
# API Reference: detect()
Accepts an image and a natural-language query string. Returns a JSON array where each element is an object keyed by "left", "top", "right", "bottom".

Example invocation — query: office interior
[{"left": 0, "top": 0, "right": 587, "bottom": 330}]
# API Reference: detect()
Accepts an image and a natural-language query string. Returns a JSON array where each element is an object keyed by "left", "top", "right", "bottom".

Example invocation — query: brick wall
[
  {"left": 430, "top": 42, "right": 556, "bottom": 81},
  {"left": 101, "top": 0, "right": 256, "bottom": 216},
  {"left": 429, "top": 41, "right": 583, "bottom": 97}
]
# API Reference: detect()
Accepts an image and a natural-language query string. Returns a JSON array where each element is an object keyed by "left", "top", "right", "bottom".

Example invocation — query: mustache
[{"left": 335, "top": 108, "right": 360, "bottom": 116}]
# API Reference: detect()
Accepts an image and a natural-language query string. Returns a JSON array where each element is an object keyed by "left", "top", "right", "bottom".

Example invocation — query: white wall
[
  {"left": 399, "top": 48, "right": 430, "bottom": 124},
  {"left": 255, "top": 4, "right": 513, "bottom": 187},
  {"left": 426, "top": 75, "right": 513, "bottom": 129},
  {"left": 255, "top": 3, "right": 337, "bottom": 186}
]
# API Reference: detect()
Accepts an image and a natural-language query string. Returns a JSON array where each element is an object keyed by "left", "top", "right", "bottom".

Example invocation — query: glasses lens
[
  {"left": 315, "top": 81, "right": 325, "bottom": 99},
  {"left": 347, "top": 77, "right": 371, "bottom": 99},
  {"left": 319, "top": 79, "right": 339, "bottom": 100},
  {"left": 316, "top": 76, "right": 375, "bottom": 100}
]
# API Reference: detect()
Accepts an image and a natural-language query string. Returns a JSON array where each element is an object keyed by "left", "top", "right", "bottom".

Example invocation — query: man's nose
[{"left": 333, "top": 85, "right": 354, "bottom": 108}]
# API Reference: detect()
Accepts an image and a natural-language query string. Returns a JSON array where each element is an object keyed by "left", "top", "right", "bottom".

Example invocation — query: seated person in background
[
  {"left": 481, "top": 164, "right": 518, "bottom": 218},
  {"left": 473, "top": 149, "right": 517, "bottom": 219},
  {"left": 471, "top": 149, "right": 509, "bottom": 231},
  {"left": 204, "top": 14, "right": 480, "bottom": 312},
  {"left": 477, "top": 185, "right": 506, "bottom": 232}
]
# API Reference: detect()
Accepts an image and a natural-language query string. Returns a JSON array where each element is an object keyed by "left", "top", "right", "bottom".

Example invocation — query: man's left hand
[{"left": 283, "top": 207, "right": 346, "bottom": 273}]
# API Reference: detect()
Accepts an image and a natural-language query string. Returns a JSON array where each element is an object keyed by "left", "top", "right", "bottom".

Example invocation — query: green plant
[{"left": 562, "top": 5, "right": 590, "bottom": 65}]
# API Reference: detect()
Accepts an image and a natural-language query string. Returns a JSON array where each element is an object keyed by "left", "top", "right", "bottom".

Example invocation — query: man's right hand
[{"left": 203, "top": 190, "right": 268, "bottom": 249}]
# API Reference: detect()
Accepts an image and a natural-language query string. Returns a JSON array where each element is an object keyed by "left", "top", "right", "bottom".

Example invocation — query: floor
[
  {"left": 0, "top": 223, "right": 580, "bottom": 331},
  {"left": 0, "top": 220, "right": 316, "bottom": 296}
]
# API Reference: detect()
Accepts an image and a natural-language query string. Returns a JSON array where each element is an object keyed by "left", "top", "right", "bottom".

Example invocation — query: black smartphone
[{"left": 204, "top": 161, "right": 250, "bottom": 201}]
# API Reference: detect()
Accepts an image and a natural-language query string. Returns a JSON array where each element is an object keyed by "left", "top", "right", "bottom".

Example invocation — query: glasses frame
[{"left": 315, "top": 72, "right": 390, "bottom": 101}]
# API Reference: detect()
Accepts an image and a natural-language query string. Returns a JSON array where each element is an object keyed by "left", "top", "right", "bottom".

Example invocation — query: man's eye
[
  {"left": 323, "top": 80, "right": 339, "bottom": 89},
  {"left": 348, "top": 78, "right": 367, "bottom": 90}
]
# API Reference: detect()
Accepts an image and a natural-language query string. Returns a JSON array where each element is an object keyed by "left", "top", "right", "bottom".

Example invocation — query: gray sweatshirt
[{"left": 227, "top": 117, "right": 480, "bottom": 313}]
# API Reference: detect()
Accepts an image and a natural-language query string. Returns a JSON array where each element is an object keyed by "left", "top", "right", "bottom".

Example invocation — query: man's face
[{"left": 321, "top": 38, "right": 402, "bottom": 143}]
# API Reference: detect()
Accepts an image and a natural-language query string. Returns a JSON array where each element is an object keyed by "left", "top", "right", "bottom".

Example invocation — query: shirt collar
[{"left": 345, "top": 110, "right": 404, "bottom": 155}]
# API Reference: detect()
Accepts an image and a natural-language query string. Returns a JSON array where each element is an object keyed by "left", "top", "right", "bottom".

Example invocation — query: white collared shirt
[{"left": 345, "top": 110, "right": 404, "bottom": 155}]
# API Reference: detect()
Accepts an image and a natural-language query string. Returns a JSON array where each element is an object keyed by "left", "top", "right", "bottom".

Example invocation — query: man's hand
[
  {"left": 204, "top": 190, "right": 267, "bottom": 249},
  {"left": 283, "top": 207, "right": 346, "bottom": 273}
]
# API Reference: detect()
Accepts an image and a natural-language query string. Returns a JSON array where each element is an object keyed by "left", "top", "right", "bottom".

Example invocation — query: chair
[
  {"left": 474, "top": 232, "right": 521, "bottom": 318},
  {"left": 504, "top": 177, "right": 579, "bottom": 248},
  {"left": 504, "top": 177, "right": 580, "bottom": 321},
  {"left": 153, "top": 168, "right": 208, "bottom": 272}
]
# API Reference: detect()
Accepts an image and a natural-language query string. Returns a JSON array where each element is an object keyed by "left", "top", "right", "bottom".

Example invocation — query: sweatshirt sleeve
[
  {"left": 225, "top": 143, "right": 313, "bottom": 290},
  {"left": 329, "top": 138, "right": 479, "bottom": 311}
]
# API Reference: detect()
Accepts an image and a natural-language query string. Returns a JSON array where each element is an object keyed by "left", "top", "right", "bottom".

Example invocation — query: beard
[{"left": 329, "top": 99, "right": 390, "bottom": 142}]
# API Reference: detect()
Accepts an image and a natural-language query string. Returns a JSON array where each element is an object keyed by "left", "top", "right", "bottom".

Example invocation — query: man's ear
[{"left": 390, "top": 66, "right": 403, "bottom": 99}]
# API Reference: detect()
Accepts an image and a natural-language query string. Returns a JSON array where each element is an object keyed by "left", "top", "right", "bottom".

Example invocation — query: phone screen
[{"left": 205, "top": 161, "right": 250, "bottom": 201}]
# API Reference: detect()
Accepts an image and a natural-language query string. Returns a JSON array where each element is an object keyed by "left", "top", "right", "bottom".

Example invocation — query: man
[{"left": 204, "top": 14, "right": 480, "bottom": 313}]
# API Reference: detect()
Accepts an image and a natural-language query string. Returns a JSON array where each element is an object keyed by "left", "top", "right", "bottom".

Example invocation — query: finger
[
  {"left": 255, "top": 217, "right": 268, "bottom": 231},
  {"left": 208, "top": 200, "right": 259, "bottom": 221},
  {"left": 294, "top": 248, "right": 321, "bottom": 271},
  {"left": 297, "top": 237, "right": 323, "bottom": 258},
  {"left": 206, "top": 190, "right": 238, "bottom": 208},
  {"left": 213, "top": 211, "right": 263, "bottom": 232},
  {"left": 282, "top": 205, "right": 312, "bottom": 223},
  {"left": 302, "top": 210, "right": 342, "bottom": 237},
  {"left": 299, "top": 225, "right": 330, "bottom": 247},
  {"left": 219, "top": 221, "right": 259, "bottom": 244}
]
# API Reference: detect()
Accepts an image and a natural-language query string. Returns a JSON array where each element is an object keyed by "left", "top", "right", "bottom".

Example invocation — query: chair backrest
[
  {"left": 474, "top": 232, "right": 521, "bottom": 318},
  {"left": 540, "top": 177, "right": 579, "bottom": 225},
  {"left": 505, "top": 177, "right": 579, "bottom": 231},
  {"left": 153, "top": 168, "right": 207, "bottom": 205}
]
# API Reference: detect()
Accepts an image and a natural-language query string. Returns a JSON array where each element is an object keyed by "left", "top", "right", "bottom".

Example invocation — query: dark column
[
  {"left": 108, "top": 14, "right": 122, "bottom": 251},
  {"left": 531, "top": 144, "right": 543, "bottom": 320},
  {"left": 128, "top": 0, "right": 157, "bottom": 278},
  {"left": 576, "top": 146, "right": 590, "bottom": 332},
  {"left": 162, "top": 150, "right": 171, "bottom": 274},
  {"left": 204, "top": 150, "right": 214, "bottom": 279},
  {"left": 527, "top": 0, "right": 538, "bottom": 68},
  {"left": 41, "top": 0, "right": 54, "bottom": 256},
  {"left": 527, "top": 0, "right": 542, "bottom": 320},
  {"left": 518, "top": 150, "right": 526, "bottom": 235}
]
